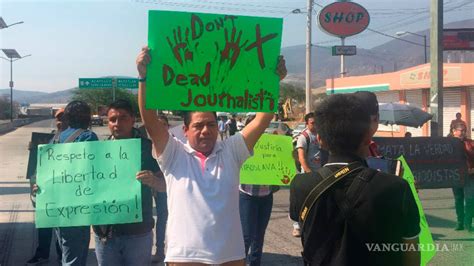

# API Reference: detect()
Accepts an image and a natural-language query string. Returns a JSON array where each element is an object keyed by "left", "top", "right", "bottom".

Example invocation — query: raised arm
[
  {"left": 241, "top": 56, "right": 287, "bottom": 151},
  {"left": 137, "top": 46, "right": 169, "bottom": 156}
]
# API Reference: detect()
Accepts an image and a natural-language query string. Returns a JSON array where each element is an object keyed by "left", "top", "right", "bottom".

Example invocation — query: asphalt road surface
[{"left": 0, "top": 119, "right": 473, "bottom": 265}]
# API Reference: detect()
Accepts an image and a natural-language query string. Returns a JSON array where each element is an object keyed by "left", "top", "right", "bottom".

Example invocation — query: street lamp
[
  {"left": 396, "top": 31, "right": 428, "bottom": 64},
  {"left": 0, "top": 17, "right": 24, "bottom": 29},
  {"left": 1, "top": 49, "right": 31, "bottom": 121}
]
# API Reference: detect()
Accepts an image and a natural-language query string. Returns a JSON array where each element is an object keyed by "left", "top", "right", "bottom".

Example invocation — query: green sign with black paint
[
  {"left": 398, "top": 156, "right": 436, "bottom": 265},
  {"left": 240, "top": 134, "right": 296, "bottom": 185},
  {"left": 147, "top": 10, "right": 283, "bottom": 112},
  {"left": 35, "top": 139, "right": 142, "bottom": 228}
]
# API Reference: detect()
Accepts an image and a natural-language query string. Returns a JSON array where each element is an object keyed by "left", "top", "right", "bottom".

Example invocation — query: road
[{"left": 0, "top": 120, "right": 473, "bottom": 265}]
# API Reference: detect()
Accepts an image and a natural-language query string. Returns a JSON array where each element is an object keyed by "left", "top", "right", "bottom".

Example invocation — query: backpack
[{"left": 298, "top": 165, "right": 379, "bottom": 265}]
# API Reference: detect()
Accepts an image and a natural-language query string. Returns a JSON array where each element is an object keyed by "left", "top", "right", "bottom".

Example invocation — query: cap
[
  {"left": 353, "top": 91, "right": 379, "bottom": 116},
  {"left": 55, "top": 108, "right": 65, "bottom": 118}
]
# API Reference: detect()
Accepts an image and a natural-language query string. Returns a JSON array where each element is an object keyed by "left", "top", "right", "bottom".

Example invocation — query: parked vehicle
[
  {"left": 264, "top": 121, "right": 292, "bottom": 136},
  {"left": 91, "top": 115, "right": 104, "bottom": 126}
]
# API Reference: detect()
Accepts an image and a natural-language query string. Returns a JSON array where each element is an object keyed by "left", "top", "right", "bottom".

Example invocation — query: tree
[
  {"left": 280, "top": 82, "right": 305, "bottom": 102},
  {"left": 71, "top": 88, "right": 138, "bottom": 116},
  {"left": 0, "top": 95, "right": 19, "bottom": 120}
]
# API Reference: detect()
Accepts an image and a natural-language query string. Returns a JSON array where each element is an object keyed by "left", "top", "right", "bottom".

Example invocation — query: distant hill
[
  {"left": 0, "top": 88, "right": 73, "bottom": 104},
  {"left": 0, "top": 89, "right": 48, "bottom": 102},
  {"left": 4, "top": 19, "right": 474, "bottom": 103},
  {"left": 0, "top": 75, "right": 137, "bottom": 104},
  {"left": 282, "top": 19, "right": 474, "bottom": 88}
]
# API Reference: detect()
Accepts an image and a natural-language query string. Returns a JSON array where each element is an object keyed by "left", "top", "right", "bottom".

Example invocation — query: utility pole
[
  {"left": 1, "top": 49, "right": 31, "bottom": 122},
  {"left": 305, "top": 0, "right": 313, "bottom": 114},
  {"left": 430, "top": 0, "right": 443, "bottom": 136},
  {"left": 340, "top": 37, "right": 345, "bottom": 77},
  {"left": 9, "top": 57, "right": 13, "bottom": 122}
]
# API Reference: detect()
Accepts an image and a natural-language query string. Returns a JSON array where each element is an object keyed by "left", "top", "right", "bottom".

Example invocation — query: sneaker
[
  {"left": 292, "top": 227, "right": 301, "bottom": 237},
  {"left": 26, "top": 256, "right": 49, "bottom": 265}
]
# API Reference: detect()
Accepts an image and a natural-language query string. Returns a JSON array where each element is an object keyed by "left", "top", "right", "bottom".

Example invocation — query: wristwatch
[{"left": 138, "top": 77, "right": 146, "bottom": 82}]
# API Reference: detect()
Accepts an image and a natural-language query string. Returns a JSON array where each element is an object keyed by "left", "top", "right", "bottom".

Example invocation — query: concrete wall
[{"left": 0, "top": 117, "right": 48, "bottom": 135}]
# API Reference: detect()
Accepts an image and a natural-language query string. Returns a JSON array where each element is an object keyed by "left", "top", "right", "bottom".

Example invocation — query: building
[{"left": 326, "top": 63, "right": 474, "bottom": 137}]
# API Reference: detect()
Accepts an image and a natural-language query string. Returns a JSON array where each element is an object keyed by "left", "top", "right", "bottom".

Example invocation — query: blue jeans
[
  {"left": 55, "top": 226, "right": 90, "bottom": 266},
  {"left": 239, "top": 192, "right": 273, "bottom": 266},
  {"left": 94, "top": 231, "right": 152, "bottom": 266},
  {"left": 154, "top": 192, "right": 168, "bottom": 257}
]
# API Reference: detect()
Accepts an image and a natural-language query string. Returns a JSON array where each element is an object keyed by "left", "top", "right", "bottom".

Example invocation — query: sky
[{"left": 0, "top": 0, "right": 473, "bottom": 93}]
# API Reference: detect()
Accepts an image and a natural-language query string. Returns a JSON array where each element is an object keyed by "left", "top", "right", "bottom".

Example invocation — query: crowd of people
[{"left": 26, "top": 45, "right": 474, "bottom": 266}]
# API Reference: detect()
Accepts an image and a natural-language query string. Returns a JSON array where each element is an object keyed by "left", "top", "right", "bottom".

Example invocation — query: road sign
[
  {"left": 79, "top": 78, "right": 112, "bottom": 89},
  {"left": 117, "top": 78, "right": 138, "bottom": 89},
  {"left": 332, "top": 45, "right": 357, "bottom": 56}
]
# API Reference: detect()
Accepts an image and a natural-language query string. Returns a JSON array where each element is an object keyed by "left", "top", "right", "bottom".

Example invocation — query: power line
[
  {"left": 366, "top": 29, "right": 428, "bottom": 47},
  {"left": 135, "top": 0, "right": 294, "bottom": 14}
]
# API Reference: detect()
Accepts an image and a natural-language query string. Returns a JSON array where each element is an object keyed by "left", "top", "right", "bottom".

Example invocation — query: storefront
[{"left": 326, "top": 63, "right": 474, "bottom": 137}]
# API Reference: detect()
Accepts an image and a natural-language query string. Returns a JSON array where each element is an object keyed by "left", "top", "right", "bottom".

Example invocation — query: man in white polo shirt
[{"left": 136, "top": 46, "right": 286, "bottom": 265}]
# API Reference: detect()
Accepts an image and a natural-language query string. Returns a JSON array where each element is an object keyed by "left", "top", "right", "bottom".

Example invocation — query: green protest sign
[
  {"left": 147, "top": 10, "right": 283, "bottom": 112},
  {"left": 240, "top": 134, "right": 296, "bottom": 185},
  {"left": 398, "top": 156, "right": 436, "bottom": 265},
  {"left": 35, "top": 139, "right": 142, "bottom": 228}
]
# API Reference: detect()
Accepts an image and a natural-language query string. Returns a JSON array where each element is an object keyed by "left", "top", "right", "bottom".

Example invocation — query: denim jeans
[
  {"left": 239, "top": 192, "right": 273, "bottom": 266},
  {"left": 55, "top": 226, "right": 90, "bottom": 266},
  {"left": 154, "top": 192, "right": 168, "bottom": 258},
  {"left": 34, "top": 227, "right": 62, "bottom": 259},
  {"left": 94, "top": 231, "right": 152, "bottom": 266}
]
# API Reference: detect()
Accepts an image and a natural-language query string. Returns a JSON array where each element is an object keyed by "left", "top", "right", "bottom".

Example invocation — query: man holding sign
[
  {"left": 54, "top": 101, "right": 98, "bottom": 266},
  {"left": 92, "top": 99, "right": 165, "bottom": 265},
  {"left": 137, "top": 43, "right": 286, "bottom": 266}
]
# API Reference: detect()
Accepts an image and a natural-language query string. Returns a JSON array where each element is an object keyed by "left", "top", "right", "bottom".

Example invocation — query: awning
[{"left": 326, "top": 83, "right": 390, "bottom": 94}]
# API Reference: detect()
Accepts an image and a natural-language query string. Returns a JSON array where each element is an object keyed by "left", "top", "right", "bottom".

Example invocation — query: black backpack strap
[
  {"left": 298, "top": 162, "right": 364, "bottom": 231},
  {"left": 337, "top": 168, "right": 379, "bottom": 219}
]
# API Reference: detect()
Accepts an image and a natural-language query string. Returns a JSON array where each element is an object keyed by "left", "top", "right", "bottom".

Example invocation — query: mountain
[
  {"left": 0, "top": 88, "right": 73, "bottom": 104},
  {"left": 0, "top": 75, "right": 137, "bottom": 104},
  {"left": 4, "top": 19, "right": 474, "bottom": 102},
  {"left": 0, "top": 89, "right": 48, "bottom": 102},
  {"left": 281, "top": 19, "right": 474, "bottom": 88}
]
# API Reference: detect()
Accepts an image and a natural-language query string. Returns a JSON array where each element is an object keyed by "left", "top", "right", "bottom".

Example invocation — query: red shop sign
[{"left": 318, "top": 2, "right": 370, "bottom": 37}]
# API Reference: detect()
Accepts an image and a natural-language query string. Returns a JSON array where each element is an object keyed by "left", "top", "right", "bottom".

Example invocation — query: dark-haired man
[
  {"left": 136, "top": 46, "right": 286, "bottom": 265},
  {"left": 55, "top": 100, "right": 98, "bottom": 266},
  {"left": 290, "top": 94, "right": 420, "bottom": 266},
  {"left": 292, "top": 112, "right": 324, "bottom": 238},
  {"left": 93, "top": 99, "right": 165, "bottom": 265},
  {"left": 296, "top": 112, "right": 322, "bottom": 174}
]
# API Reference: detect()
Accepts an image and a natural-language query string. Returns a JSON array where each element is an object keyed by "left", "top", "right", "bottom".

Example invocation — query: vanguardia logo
[{"left": 365, "top": 243, "right": 464, "bottom": 252}]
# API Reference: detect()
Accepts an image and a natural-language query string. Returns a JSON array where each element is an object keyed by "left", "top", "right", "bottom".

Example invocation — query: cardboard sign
[
  {"left": 240, "top": 134, "right": 296, "bottom": 185},
  {"left": 147, "top": 10, "right": 283, "bottom": 112},
  {"left": 35, "top": 139, "right": 142, "bottom": 228},
  {"left": 374, "top": 137, "right": 467, "bottom": 189},
  {"left": 26, "top": 132, "right": 55, "bottom": 180}
]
